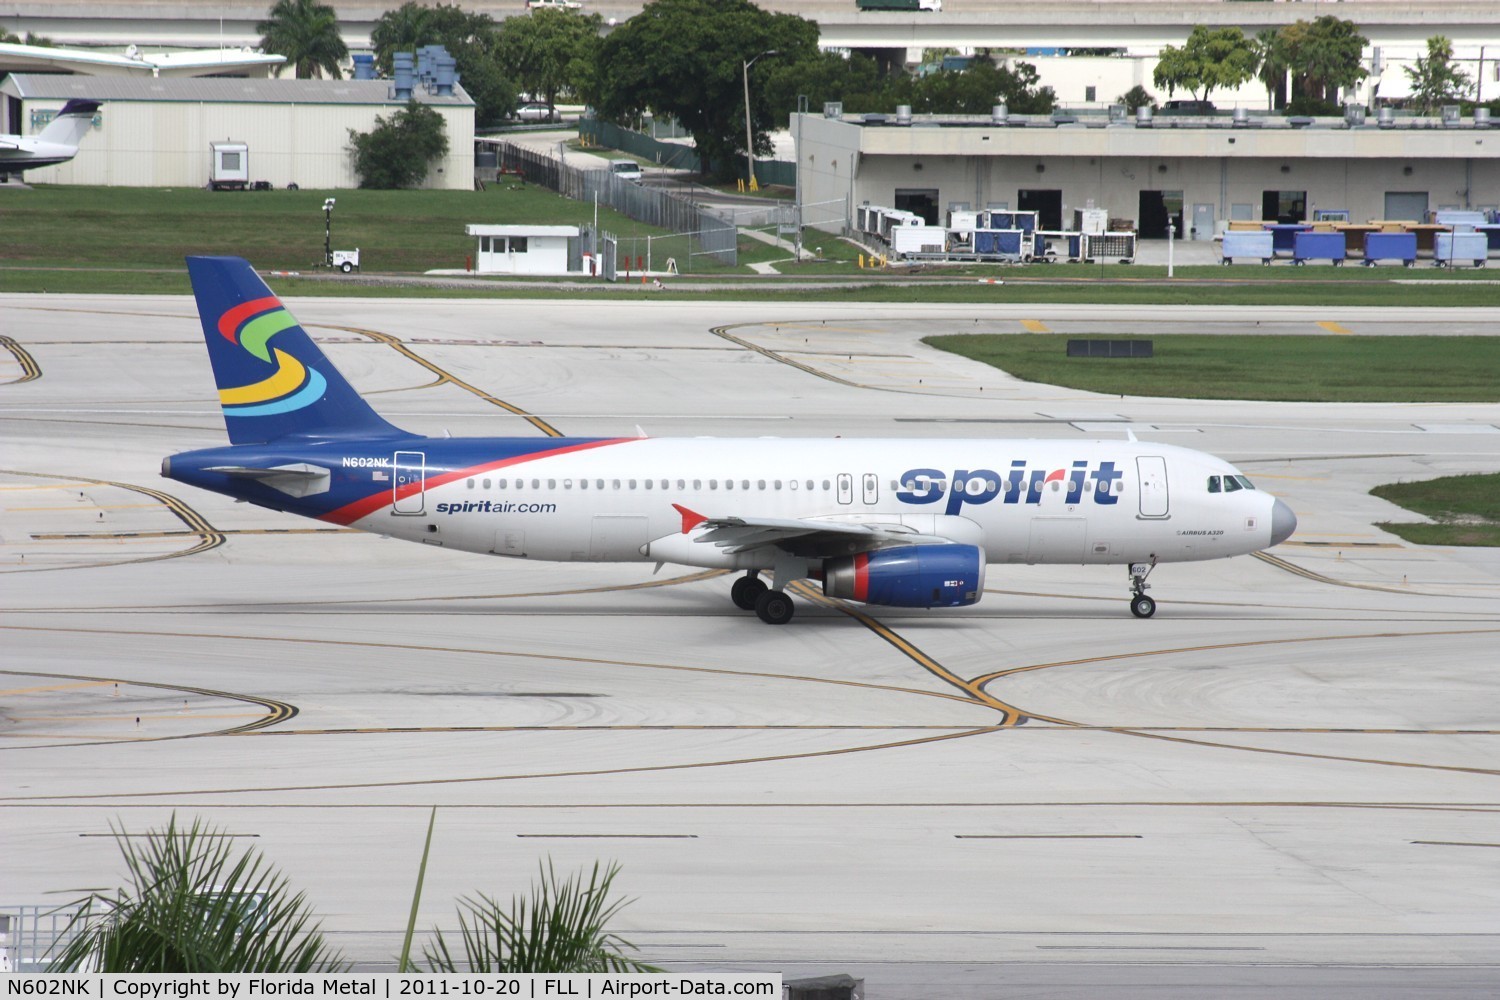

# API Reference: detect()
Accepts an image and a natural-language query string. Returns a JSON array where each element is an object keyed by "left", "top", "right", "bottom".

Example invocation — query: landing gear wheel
[
  {"left": 1127, "top": 559, "right": 1157, "bottom": 619},
  {"left": 731, "top": 574, "right": 768, "bottom": 611},
  {"left": 754, "top": 589, "right": 795, "bottom": 625}
]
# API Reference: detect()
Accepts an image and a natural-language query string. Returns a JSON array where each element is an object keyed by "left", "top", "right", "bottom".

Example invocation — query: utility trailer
[{"left": 208, "top": 141, "right": 249, "bottom": 191}]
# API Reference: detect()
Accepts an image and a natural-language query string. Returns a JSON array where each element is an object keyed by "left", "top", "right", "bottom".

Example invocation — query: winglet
[{"left": 672, "top": 503, "right": 707, "bottom": 534}]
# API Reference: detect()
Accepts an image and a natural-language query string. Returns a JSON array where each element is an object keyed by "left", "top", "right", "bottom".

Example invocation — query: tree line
[{"left": 255, "top": 0, "right": 1497, "bottom": 186}]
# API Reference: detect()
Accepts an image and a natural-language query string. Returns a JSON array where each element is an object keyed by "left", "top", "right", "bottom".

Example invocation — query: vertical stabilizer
[
  {"left": 36, "top": 99, "right": 100, "bottom": 148},
  {"left": 186, "top": 255, "right": 404, "bottom": 445}
]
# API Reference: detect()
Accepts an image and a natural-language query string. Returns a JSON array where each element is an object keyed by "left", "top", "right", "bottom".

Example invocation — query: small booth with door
[{"left": 465, "top": 224, "right": 579, "bottom": 275}]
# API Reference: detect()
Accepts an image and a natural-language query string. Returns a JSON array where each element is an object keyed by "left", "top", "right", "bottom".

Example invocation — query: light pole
[
  {"left": 322, "top": 197, "right": 336, "bottom": 267},
  {"left": 742, "top": 49, "right": 777, "bottom": 191}
]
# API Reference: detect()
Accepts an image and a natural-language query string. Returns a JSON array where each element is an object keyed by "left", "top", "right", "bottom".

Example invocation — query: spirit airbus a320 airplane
[{"left": 162, "top": 257, "right": 1297, "bottom": 624}]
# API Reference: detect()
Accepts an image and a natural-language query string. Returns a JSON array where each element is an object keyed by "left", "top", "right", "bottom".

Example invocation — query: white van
[{"left": 610, "top": 160, "right": 643, "bottom": 183}]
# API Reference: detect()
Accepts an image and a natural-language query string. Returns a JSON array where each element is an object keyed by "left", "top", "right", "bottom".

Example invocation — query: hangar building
[
  {"left": 0, "top": 74, "right": 475, "bottom": 190},
  {"left": 795, "top": 107, "right": 1500, "bottom": 239}
]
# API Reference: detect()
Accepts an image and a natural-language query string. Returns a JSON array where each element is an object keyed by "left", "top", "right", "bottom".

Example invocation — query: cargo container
[
  {"left": 891, "top": 224, "right": 950, "bottom": 257},
  {"left": 1292, "top": 231, "right": 1346, "bottom": 265},
  {"left": 1362, "top": 232, "right": 1417, "bottom": 266},
  {"left": 1434, "top": 232, "right": 1488, "bottom": 268},
  {"left": 1220, "top": 231, "right": 1274, "bottom": 265}
]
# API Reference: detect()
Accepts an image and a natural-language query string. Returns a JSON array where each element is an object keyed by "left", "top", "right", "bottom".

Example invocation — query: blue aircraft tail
[{"left": 186, "top": 256, "right": 404, "bottom": 445}]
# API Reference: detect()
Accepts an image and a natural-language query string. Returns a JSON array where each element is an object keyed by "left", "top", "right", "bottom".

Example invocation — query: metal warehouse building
[
  {"left": 795, "top": 108, "right": 1500, "bottom": 240},
  {"left": 0, "top": 74, "right": 475, "bottom": 190}
]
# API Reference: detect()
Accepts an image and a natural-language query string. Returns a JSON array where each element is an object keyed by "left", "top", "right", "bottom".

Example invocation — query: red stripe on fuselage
[
  {"left": 218, "top": 296, "right": 281, "bottom": 343},
  {"left": 321, "top": 437, "right": 637, "bottom": 526},
  {"left": 853, "top": 552, "right": 869, "bottom": 602}
]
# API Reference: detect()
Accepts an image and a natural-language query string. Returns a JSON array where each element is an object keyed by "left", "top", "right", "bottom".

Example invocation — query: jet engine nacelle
[{"left": 823, "top": 544, "right": 985, "bottom": 608}]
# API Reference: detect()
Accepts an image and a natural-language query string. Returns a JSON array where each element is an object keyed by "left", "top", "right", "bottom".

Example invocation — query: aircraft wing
[{"left": 679, "top": 506, "right": 953, "bottom": 557}]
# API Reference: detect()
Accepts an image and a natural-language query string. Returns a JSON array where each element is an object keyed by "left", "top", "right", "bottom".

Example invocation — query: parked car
[
  {"left": 609, "top": 160, "right": 643, "bottom": 182},
  {"left": 1159, "top": 99, "right": 1217, "bottom": 115},
  {"left": 515, "top": 102, "right": 559, "bottom": 123},
  {"left": 526, "top": 0, "right": 581, "bottom": 9}
]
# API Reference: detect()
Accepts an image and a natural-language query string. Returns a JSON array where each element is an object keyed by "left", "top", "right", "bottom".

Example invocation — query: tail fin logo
[{"left": 215, "top": 296, "right": 327, "bottom": 418}]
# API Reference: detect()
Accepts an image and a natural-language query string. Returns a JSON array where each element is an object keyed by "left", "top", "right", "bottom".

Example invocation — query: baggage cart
[
  {"left": 1083, "top": 231, "right": 1136, "bottom": 263},
  {"left": 1035, "top": 230, "right": 1084, "bottom": 262},
  {"left": 982, "top": 210, "right": 1039, "bottom": 234},
  {"left": 1434, "top": 232, "right": 1488, "bottom": 268},
  {"left": 1264, "top": 223, "right": 1311, "bottom": 256},
  {"left": 1291, "top": 231, "right": 1346, "bottom": 265},
  {"left": 1473, "top": 224, "right": 1500, "bottom": 251},
  {"left": 972, "top": 228, "right": 1029, "bottom": 261},
  {"left": 1220, "top": 230, "right": 1274, "bottom": 265},
  {"left": 1362, "top": 231, "right": 1416, "bottom": 267}
]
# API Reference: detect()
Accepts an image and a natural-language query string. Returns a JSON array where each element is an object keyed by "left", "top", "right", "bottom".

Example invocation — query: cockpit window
[
  {"left": 1207, "top": 476, "right": 1221, "bottom": 493},
  {"left": 1236, "top": 475, "right": 1256, "bottom": 490}
]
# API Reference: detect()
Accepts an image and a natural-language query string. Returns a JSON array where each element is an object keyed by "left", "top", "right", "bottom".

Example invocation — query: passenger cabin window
[{"left": 466, "top": 478, "right": 475, "bottom": 489}]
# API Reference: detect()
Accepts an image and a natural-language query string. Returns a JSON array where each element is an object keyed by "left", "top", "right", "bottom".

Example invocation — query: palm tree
[
  {"left": 422, "top": 860, "right": 660, "bottom": 974},
  {"left": 258, "top": 0, "right": 349, "bottom": 80},
  {"left": 47, "top": 815, "right": 346, "bottom": 973}
]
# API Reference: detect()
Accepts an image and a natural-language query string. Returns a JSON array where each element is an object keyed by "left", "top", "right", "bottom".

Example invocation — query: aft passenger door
[
  {"left": 1136, "top": 455, "right": 1169, "bottom": 518},
  {"left": 392, "top": 450, "right": 426, "bottom": 514}
]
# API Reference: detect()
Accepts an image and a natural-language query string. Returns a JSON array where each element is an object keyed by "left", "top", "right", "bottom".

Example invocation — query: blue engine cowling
[{"left": 822, "top": 544, "right": 986, "bottom": 608}]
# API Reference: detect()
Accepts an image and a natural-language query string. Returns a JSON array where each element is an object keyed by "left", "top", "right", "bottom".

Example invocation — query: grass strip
[
  {"left": 925, "top": 334, "right": 1500, "bottom": 402},
  {"left": 1373, "top": 472, "right": 1500, "bottom": 547}
]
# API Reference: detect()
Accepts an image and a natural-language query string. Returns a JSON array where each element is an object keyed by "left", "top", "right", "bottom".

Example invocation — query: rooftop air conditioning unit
[
  {"left": 991, "top": 103, "right": 1008, "bottom": 125},
  {"left": 1233, "top": 107, "right": 1250, "bottom": 127},
  {"left": 1135, "top": 106, "right": 1153, "bottom": 127},
  {"left": 823, "top": 101, "right": 843, "bottom": 119},
  {"left": 896, "top": 104, "right": 911, "bottom": 125},
  {"left": 1377, "top": 107, "right": 1396, "bottom": 128},
  {"left": 1343, "top": 104, "right": 1366, "bottom": 127},
  {"left": 1476, "top": 107, "right": 1494, "bottom": 127},
  {"left": 1441, "top": 104, "right": 1461, "bottom": 125}
]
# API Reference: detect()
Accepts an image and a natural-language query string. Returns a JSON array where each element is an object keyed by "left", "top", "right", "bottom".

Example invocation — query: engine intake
[{"left": 823, "top": 544, "right": 985, "bottom": 608}]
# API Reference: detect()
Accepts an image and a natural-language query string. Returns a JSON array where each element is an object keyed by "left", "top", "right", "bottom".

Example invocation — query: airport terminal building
[{"left": 795, "top": 107, "right": 1500, "bottom": 238}]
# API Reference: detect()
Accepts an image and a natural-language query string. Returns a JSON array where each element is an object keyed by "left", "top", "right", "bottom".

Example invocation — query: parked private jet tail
[
  {"left": 0, "top": 99, "right": 101, "bottom": 180},
  {"left": 163, "top": 256, "right": 1296, "bottom": 624}
]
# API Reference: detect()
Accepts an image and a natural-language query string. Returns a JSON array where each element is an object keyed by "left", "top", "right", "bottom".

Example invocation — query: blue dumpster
[
  {"left": 1221, "top": 230, "right": 1274, "bottom": 265},
  {"left": 1434, "top": 232, "right": 1488, "bottom": 268},
  {"left": 1362, "top": 232, "right": 1417, "bottom": 267},
  {"left": 1292, "top": 231, "right": 1346, "bottom": 265},
  {"left": 1264, "top": 223, "right": 1312, "bottom": 255}
]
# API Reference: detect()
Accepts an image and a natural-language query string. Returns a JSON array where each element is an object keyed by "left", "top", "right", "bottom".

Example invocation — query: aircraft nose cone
[{"left": 1269, "top": 498, "right": 1297, "bottom": 547}]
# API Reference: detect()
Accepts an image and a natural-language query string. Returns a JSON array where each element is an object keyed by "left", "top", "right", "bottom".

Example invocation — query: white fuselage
[{"left": 355, "top": 437, "right": 1281, "bottom": 570}]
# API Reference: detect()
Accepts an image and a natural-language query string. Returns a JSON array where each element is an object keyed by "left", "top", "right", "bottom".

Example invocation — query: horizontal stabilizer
[{"left": 204, "top": 462, "right": 330, "bottom": 497}]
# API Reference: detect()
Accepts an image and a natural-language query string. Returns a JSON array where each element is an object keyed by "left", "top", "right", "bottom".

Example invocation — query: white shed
[{"left": 466, "top": 224, "right": 579, "bottom": 275}]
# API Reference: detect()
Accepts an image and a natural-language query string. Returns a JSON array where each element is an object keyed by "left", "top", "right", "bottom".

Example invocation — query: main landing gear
[
  {"left": 731, "top": 570, "right": 796, "bottom": 624},
  {"left": 1128, "top": 560, "right": 1158, "bottom": 618}
]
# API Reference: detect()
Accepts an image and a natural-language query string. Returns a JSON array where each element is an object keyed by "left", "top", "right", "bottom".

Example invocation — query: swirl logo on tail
[{"left": 215, "top": 296, "right": 327, "bottom": 417}]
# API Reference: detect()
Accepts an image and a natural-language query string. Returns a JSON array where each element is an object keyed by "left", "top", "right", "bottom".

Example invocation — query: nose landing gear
[{"left": 1128, "top": 559, "right": 1157, "bottom": 618}]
